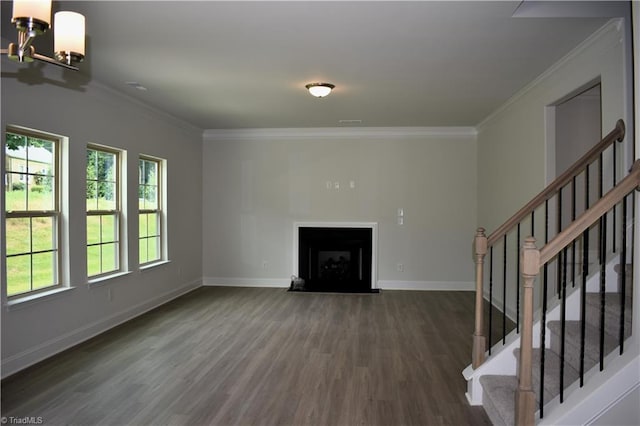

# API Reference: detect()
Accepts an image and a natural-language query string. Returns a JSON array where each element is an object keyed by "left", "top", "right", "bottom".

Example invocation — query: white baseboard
[
  {"left": 378, "top": 280, "right": 474, "bottom": 291},
  {"left": 1, "top": 278, "right": 202, "bottom": 379},
  {"left": 203, "top": 277, "right": 290, "bottom": 288},
  {"left": 204, "top": 278, "right": 474, "bottom": 291}
]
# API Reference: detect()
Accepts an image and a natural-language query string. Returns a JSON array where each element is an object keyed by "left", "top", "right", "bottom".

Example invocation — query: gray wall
[
  {"left": 202, "top": 129, "right": 478, "bottom": 290},
  {"left": 477, "top": 19, "right": 630, "bottom": 235},
  {"left": 1, "top": 61, "right": 203, "bottom": 376}
]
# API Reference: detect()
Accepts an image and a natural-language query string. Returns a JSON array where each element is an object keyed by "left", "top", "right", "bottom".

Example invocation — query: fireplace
[{"left": 294, "top": 225, "right": 376, "bottom": 293}]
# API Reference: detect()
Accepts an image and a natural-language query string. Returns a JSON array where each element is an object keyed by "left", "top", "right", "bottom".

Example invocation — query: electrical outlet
[
  {"left": 262, "top": 261, "right": 268, "bottom": 269},
  {"left": 107, "top": 288, "right": 113, "bottom": 302},
  {"left": 397, "top": 263, "right": 404, "bottom": 272}
]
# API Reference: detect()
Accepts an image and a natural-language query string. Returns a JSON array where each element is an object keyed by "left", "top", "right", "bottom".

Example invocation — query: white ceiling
[{"left": 1, "top": 1, "right": 625, "bottom": 130}]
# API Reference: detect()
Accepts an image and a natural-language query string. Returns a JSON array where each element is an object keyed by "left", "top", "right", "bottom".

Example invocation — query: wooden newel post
[
  {"left": 472, "top": 227, "right": 488, "bottom": 369},
  {"left": 515, "top": 236, "right": 539, "bottom": 426}
]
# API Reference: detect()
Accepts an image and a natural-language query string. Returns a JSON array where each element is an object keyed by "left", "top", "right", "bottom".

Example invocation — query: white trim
[
  {"left": 80, "top": 71, "right": 201, "bottom": 135},
  {"left": 1, "top": 278, "right": 202, "bottom": 379},
  {"left": 203, "top": 277, "right": 290, "bottom": 288},
  {"left": 1, "top": 59, "right": 201, "bottom": 135},
  {"left": 139, "top": 259, "right": 171, "bottom": 272},
  {"left": 5, "top": 287, "right": 77, "bottom": 311},
  {"left": 202, "top": 278, "right": 475, "bottom": 292},
  {"left": 292, "top": 221, "right": 378, "bottom": 289},
  {"left": 378, "top": 280, "right": 474, "bottom": 291},
  {"left": 203, "top": 127, "right": 477, "bottom": 142},
  {"left": 87, "top": 270, "right": 133, "bottom": 287}
]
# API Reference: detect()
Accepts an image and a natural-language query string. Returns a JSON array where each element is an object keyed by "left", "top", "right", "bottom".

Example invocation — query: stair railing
[
  {"left": 472, "top": 119, "right": 626, "bottom": 369},
  {"left": 516, "top": 159, "right": 640, "bottom": 424}
]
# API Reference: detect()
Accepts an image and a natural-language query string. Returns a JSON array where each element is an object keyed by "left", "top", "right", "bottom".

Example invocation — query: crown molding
[
  {"left": 476, "top": 18, "right": 624, "bottom": 131},
  {"left": 203, "top": 126, "right": 477, "bottom": 142}
]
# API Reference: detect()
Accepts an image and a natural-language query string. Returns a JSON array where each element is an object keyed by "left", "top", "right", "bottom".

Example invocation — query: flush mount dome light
[{"left": 305, "top": 82, "right": 335, "bottom": 98}]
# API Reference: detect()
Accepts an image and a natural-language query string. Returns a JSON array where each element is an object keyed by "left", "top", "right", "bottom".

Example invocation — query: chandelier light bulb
[
  {"left": 12, "top": 0, "right": 51, "bottom": 33},
  {"left": 54, "top": 11, "right": 86, "bottom": 63}
]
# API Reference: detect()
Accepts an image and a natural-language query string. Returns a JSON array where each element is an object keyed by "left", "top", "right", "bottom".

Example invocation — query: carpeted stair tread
[
  {"left": 547, "top": 320, "right": 618, "bottom": 372},
  {"left": 514, "top": 348, "right": 579, "bottom": 406},
  {"left": 480, "top": 375, "right": 517, "bottom": 426},
  {"left": 613, "top": 263, "right": 632, "bottom": 277},
  {"left": 585, "top": 293, "right": 633, "bottom": 338},
  {"left": 477, "top": 262, "right": 633, "bottom": 422},
  {"left": 613, "top": 263, "right": 634, "bottom": 295}
]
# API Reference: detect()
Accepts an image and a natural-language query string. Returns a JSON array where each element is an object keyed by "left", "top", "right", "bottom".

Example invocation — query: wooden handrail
[
  {"left": 487, "top": 119, "right": 626, "bottom": 246},
  {"left": 471, "top": 119, "right": 626, "bottom": 371},
  {"left": 515, "top": 157, "right": 639, "bottom": 424},
  {"left": 540, "top": 158, "right": 640, "bottom": 265}
]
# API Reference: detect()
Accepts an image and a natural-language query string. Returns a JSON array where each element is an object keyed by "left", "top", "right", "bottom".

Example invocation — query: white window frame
[
  {"left": 138, "top": 156, "right": 165, "bottom": 266},
  {"left": 86, "top": 144, "right": 123, "bottom": 279},
  {"left": 4, "top": 127, "right": 61, "bottom": 299}
]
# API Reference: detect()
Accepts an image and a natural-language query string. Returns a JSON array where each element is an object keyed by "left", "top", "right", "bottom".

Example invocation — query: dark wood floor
[{"left": 2, "top": 287, "right": 491, "bottom": 425}]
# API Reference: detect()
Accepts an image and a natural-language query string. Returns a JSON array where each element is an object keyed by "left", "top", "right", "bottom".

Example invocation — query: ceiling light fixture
[
  {"left": 305, "top": 83, "right": 335, "bottom": 98},
  {"left": 0, "top": 0, "right": 86, "bottom": 71}
]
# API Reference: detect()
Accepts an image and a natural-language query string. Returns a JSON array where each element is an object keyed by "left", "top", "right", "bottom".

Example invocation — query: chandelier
[{"left": 0, "top": 0, "right": 86, "bottom": 71}]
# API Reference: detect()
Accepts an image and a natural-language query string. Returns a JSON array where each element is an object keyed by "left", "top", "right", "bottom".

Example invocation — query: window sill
[
  {"left": 139, "top": 260, "right": 171, "bottom": 271},
  {"left": 88, "top": 271, "right": 133, "bottom": 287},
  {"left": 5, "top": 286, "right": 76, "bottom": 311}
]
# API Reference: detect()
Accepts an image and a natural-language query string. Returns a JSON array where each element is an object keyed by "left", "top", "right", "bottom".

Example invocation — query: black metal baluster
[
  {"left": 540, "top": 254, "right": 548, "bottom": 418},
  {"left": 580, "top": 229, "right": 589, "bottom": 387},
  {"left": 557, "top": 188, "right": 563, "bottom": 299},
  {"left": 597, "top": 152, "right": 606, "bottom": 372},
  {"left": 612, "top": 141, "right": 617, "bottom": 252},
  {"left": 572, "top": 176, "right": 577, "bottom": 288},
  {"left": 489, "top": 246, "right": 494, "bottom": 355},
  {"left": 599, "top": 212, "right": 607, "bottom": 371},
  {"left": 503, "top": 234, "right": 507, "bottom": 343},
  {"left": 619, "top": 195, "right": 627, "bottom": 354},
  {"left": 517, "top": 223, "right": 521, "bottom": 334},
  {"left": 560, "top": 247, "right": 568, "bottom": 403},
  {"left": 544, "top": 200, "right": 550, "bottom": 305},
  {"left": 580, "top": 164, "right": 590, "bottom": 387},
  {"left": 531, "top": 211, "right": 535, "bottom": 237},
  {"left": 540, "top": 199, "right": 549, "bottom": 418},
  {"left": 599, "top": 152, "right": 604, "bottom": 200}
]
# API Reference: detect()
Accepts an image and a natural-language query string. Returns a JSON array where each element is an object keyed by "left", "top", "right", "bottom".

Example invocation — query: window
[
  {"left": 4, "top": 129, "right": 60, "bottom": 297},
  {"left": 86, "top": 146, "right": 121, "bottom": 277},
  {"left": 138, "top": 157, "right": 162, "bottom": 264}
]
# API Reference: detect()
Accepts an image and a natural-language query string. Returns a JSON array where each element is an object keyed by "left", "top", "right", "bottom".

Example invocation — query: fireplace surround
[{"left": 292, "top": 222, "right": 378, "bottom": 293}]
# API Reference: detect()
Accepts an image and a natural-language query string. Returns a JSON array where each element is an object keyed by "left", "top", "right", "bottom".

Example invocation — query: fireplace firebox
[{"left": 296, "top": 227, "right": 374, "bottom": 293}]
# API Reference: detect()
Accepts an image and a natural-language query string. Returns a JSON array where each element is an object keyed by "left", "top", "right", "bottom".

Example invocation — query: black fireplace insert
[{"left": 295, "top": 227, "right": 374, "bottom": 293}]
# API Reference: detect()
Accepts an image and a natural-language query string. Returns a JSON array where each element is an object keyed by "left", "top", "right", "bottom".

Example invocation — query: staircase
[
  {"left": 463, "top": 119, "right": 640, "bottom": 424},
  {"left": 479, "top": 265, "right": 633, "bottom": 425}
]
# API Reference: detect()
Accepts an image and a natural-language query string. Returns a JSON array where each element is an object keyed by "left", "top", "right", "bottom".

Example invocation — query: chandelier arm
[
  {"left": 18, "top": 30, "right": 36, "bottom": 53},
  {"left": 32, "top": 52, "right": 79, "bottom": 71}
]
